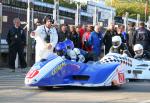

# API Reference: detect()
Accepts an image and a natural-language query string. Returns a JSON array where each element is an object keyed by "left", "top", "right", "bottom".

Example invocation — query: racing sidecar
[
  {"left": 100, "top": 53, "right": 150, "bottom": 80},
  {"left": 25, "top": 53, "right": 126, "bottom": 88}
]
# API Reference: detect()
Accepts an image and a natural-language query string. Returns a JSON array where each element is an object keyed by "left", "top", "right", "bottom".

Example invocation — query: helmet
[
  {"left": 43, "top": 15, "right": 54, "bottom": 24},
  {"left": 112, "top": 36, "right": 122, "bottom": 48},
  {"left": 134, "top": 44, "right": 143, "bottom": 56},
  {"left": 64, "top": 39, "right": 74, "bottom": 49},
  {"left": 73, "top": 48, "right": 81, "bottom": 55},
  {"left": 55, "top": 42, "right": 66, "bottom": 56},
  {"left": 67, "top": 50, "right": 77, "bottom": 61},
  {"left": 78, "top": 54, "right": 85, "bottom": 62}
]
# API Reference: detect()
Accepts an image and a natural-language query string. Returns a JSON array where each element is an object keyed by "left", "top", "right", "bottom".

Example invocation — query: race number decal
[{"left": 118, "top": 73, "right": 125, "bottom": 83}]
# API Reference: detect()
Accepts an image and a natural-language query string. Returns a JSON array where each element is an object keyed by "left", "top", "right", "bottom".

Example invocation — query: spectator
[
  {"left": 88, "top": 25, "right": 103, "bottom": 60},
  {"left": 6, "top": 18, "right": 27, "bottom": 72},
  {"left": 58, "top": 24, "right": 69, "bottom": 42},
  {"left": 103, "top": 22, "right": 118, "bottom": 54},
  {"left": 30, "top": 15, "right": 58, "bottom": 62},
  {"left": 79, "top": 25, "right": 86, "bottom": 49},
  {"left": 127, "top": 22, "right": 136, "bottom": 57},
  {"left": 69, "top": 25, "right": 80, "bottom": 48},
  {"left": 82, "top": 25, "right": 94, "bottom": 51},
  {"left": 120, "top": 25, "right": 129, "bottom": 44},
  {"left": 34, "top": 18, "right": 41, "bottom": 27},
  {"left": 117, "top": 26, "right": 125, "bottom": 43},
  {"left": 132, "top": 22, "right": 150, "bottom": 51}
]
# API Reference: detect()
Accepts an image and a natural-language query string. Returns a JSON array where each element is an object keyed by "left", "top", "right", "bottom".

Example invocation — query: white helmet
[
  {"left": 73, "top": 48, "right": 85, "bottom": 62},
  {"left": 73, "top": 48, "right": 81, "bottom": 55},
  {"left": 112, "top": 36, "right": 122, "bottom": 48},
  {"left": 78, "top": 54, "right": 85, "bottom": 62},
  {"left": 134, "top": 44, "right": 143, "bottom": 56},
  {"left": 67, "top": 49, "right": 77, "bottom": 61}
]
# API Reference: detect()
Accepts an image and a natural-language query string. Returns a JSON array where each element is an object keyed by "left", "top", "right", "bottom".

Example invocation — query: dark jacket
[
  {"left": 128, "top": 28, "right": 136, "bottom": 47},
  {"left": 122, "top": 31, "right": 129, "bottom": 44},
  {"left": 58, "top": 31, "right": 69, "bottom": 42},
  {"left": 7, "top": 26, "right": 26, "bottom": 47},
  {"left": 117, "top": 33, "right": 125, "bottom": 43},
  {"left": 103, "top": 29, "right": 118, "bottom": 54},
  {"left": 69, "top": 32, "right": 81, "bottom": 48},
  {"left": 133, "top": 27, "right": 150, "bottom": 51}
]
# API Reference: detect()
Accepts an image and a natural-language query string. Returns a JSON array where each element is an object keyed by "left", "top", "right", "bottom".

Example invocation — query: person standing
[
  {"left": 69, "top": 25, "right": 80, "bottom": 48},
  {"left": 6, "top": 18, "right": 27, "bottom": 72},
  {"left": 30, "top": 15, "right": 58, "bottom": 62},
  {"left": 58, "top": 24, "right": 69, "bottom": 42},
  {"left": 133, "top": 22, "right": 150, "bottom": 51},
  {"left": 120, "top": 25, "right": 129, "bottom": 44},
  {"left": 82, "top": 25, "right": 94, "bottom": 52},
  {"left": 127, "top": 22, "right": 136, "bottom": 57},
  {"left": 88, "top": 25, "right": 103, "bottom": 60},
  {"left": 79, "top": 25, "right": 86, "bottom": 49},
  {"left": 116, "top": 26, "right": 125, "bottom": 43},
  {"left": 103, "top": 22, "right": 118, "bottom": 54}
]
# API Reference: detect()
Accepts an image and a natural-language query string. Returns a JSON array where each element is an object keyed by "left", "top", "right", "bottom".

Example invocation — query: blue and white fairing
[
  {"left": 100, "top": 53, "right": 150, "bottom": 80},
  {"left": 25, "top": 53, "right": 126, "bottom": 87}
]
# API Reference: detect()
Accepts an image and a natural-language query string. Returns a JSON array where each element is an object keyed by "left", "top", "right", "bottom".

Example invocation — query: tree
[{"left": 106, "top": 0, "right": 150, "bottom": 20}]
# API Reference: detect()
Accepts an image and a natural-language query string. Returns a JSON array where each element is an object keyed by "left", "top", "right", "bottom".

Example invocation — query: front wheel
[
  {"left": 38, "top": 86, "right": 53, "bottom": 90},
  {"left": 111, "top": 81, "right": 122, "bottom": 89}
]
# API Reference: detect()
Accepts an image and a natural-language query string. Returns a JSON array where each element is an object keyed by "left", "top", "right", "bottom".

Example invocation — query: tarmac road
[{"left": 0, "top": 68, "right": 150, "bottom": 103}]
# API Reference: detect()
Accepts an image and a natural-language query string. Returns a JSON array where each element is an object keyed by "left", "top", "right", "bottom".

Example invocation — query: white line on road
[{"left": 0, "top": 74, "right": 25, "bottom": 78}]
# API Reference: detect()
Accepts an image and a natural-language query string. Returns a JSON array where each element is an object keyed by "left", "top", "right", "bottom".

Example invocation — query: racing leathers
[
  {"left": 109, "top": 43, "right": 127, "bottom": 54},
  {"left": 66, "top": 48, "right": 85, "bottom": 63},
  {"left": 134, "top": 51, "right": 150, "bottom": 60}
]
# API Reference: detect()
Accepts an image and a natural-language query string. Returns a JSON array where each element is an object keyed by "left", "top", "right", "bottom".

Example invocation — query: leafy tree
[{"left": 106, "top": 0, "right": 150, "bottom": 20}]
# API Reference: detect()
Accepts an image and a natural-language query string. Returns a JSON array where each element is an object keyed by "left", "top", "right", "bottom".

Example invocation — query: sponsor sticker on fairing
[{"left": 118, "top": 73, "right": 125, "bottom": 83}]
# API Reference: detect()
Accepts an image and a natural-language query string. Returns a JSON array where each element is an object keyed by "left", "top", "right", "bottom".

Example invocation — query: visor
[
  {"left": 56, "top": 50, "right": 64, "bottom": 56},
  {"left": 134, "top": 49, "right": 143, "bottom": 55},
  {"left": 112, "top": 41, "right": 120, "bottom": 47}
]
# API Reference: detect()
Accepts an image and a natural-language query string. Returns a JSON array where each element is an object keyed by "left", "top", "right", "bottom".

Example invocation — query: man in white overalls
[{"left": 30, "top": 15, "right": 58, "bottom": 62}]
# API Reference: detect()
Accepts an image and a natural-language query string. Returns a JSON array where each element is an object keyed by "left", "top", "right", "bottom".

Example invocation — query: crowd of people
[{"left": 6, "top": 15, "right": 150, "bottom": 72}]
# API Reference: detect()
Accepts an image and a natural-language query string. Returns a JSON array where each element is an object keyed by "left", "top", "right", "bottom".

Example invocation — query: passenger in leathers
[
  {"left": 134, "top": 44, "right": 150, "bottom": 60},
  {"left": 30, "top": 15, "right": 58, "bottom": 62},
  {"left": 6, "top": 18, "right": 27, "bottom": 72}
]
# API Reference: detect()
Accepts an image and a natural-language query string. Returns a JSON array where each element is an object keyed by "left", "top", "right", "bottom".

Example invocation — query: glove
[{"left": 78, "top": 54, "right": 85, "bottom": 62}]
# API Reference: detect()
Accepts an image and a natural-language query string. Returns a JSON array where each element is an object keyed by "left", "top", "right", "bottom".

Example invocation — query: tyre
[{"left": 38, "top": 86, "right": 53, "bottom": 90}]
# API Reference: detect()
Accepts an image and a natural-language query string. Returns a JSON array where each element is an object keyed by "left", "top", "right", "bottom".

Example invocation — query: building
[{"left": 87, "top": 0, "right": 116, "bottom": 26}]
